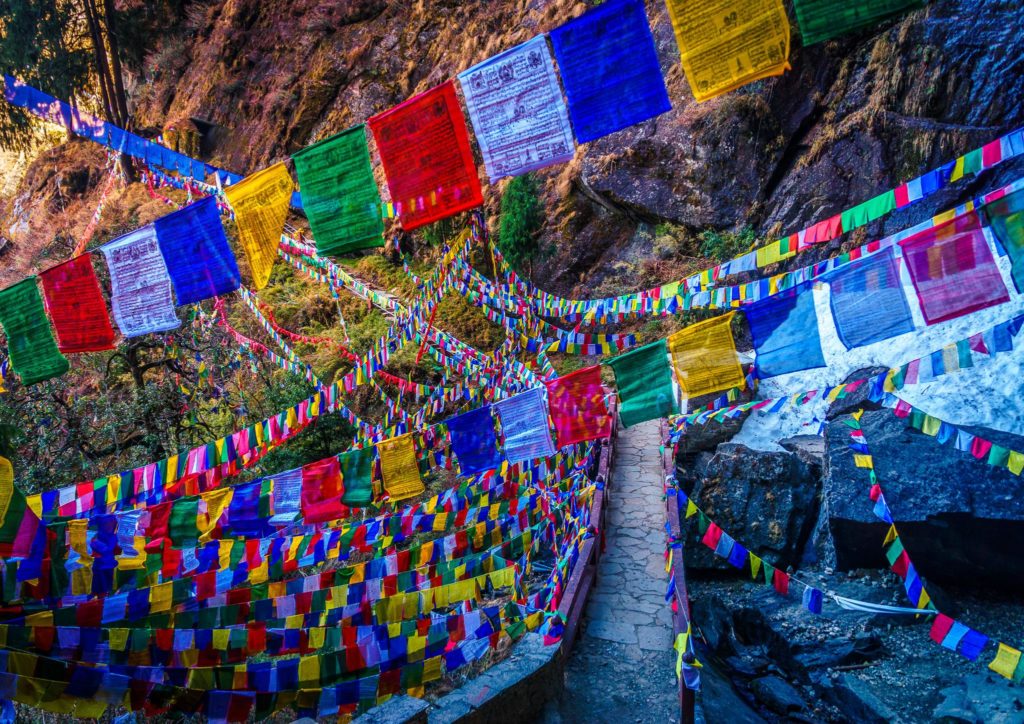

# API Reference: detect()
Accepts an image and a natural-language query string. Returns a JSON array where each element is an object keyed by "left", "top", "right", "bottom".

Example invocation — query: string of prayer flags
[
  {"left": 368, "top": 81, "right": 483, "bottom": 231},
  {"left": 545, "top": 366, "right": 613, "bottom": 446},
  {"left": 300, "top": 457, "right": 346, "bottom": 525},
  {"left": 154, "top": 196, "right": 240, "bottom": 306},
  {"left": 745, "top": 284, "right": 825, "bottom": 378},
  {"left": 667, "top": 312, "right": 744, "bottom": 399},
  {"left": 340, "top": 447, "right": 375, "bottom": 508},
  {"left": 607, "top": 339, "right": 678, "bottom": 427},
  {"left": 458, "top": 35, "right": 575, "bottom": 180},
  {"left": 824, "top": 247, "right": 915, "bottom": 349},
  {"left": 983, "top": 187, "right": 1024, "bottom": 292},
  {"left": 291, "top": 126, "right": 385, "bottom": 256},
  {"left": 38, "top": 255, "right": 116, "bottom": 353},
  {"left": 493, "top": 387, "right": 557, "bottom": 463},
  {"left": 0, "top": 278, "right": 70, "bottom": 385},
  {"left": 378, "top": 433, "right": 425, "bottom": 502},
  {"left": 791, "top": 0, "right": 926, "bottom": 46},
  {"left": 222, "top": 163, "right": 294, "bottom": 289},
  {"left": 447, "top": 406, "right": 503, "bottom": 476},
  {"left": 548, "top": 0, "right": 671, "bottom": 143},
  {"left": 898, "top": 211, "right": 1009, "bottom": 325},
  {"left": 100, "top": 226, "right": 181, "bottom": 337},
  {"left": 665, "top": 0, "right": 791, "bottom": 103}
]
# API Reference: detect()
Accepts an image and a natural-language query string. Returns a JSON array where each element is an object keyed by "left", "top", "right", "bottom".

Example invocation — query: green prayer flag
[
  {"left": 988, "top": 444, "right": 1011, "bottom": 468},
  {"left": 0, "top": 278, "right": 69, "bottom": 385},
  {"left": 607, "top": 339, "right": 677, "bottom": 428},
  {"left": 292, "top": 125, "right": 384, "bottom": 256},
  {"left": 841, "top": 189, "right": 897, "bottom": 232},
  {"left": 340, "top": 446, "right": 374, "bottom": 507},
  {"left": 169, "top": 497, "right": 200, "bottom": 544},
  {"left": 793, "top": 0, "right": 925, "bottom": 46},
  {"left": 984, "top": 188, "right": 1024, "bottom": 293}
]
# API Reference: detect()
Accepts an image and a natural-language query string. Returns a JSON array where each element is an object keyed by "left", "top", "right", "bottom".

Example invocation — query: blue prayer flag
[
  {"left": 745, "top": 285, "right": 826, "bottom": 378},
  {"left": 154, "top": 196, "right": 240, "bottom": 306},
  {"left": 825, "top": 249, "right": 915, "bottom": 349},
  {"left": 447, "top": 405, "right": 503, "bottom": 475},
  {"left": 549, "top": 0, "right": 671, "bottom": 143}
]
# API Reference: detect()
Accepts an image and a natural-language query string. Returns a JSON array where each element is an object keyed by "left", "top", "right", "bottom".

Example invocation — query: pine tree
[{"left": 498, "top": 172, "right": 544, "bottom": 277}]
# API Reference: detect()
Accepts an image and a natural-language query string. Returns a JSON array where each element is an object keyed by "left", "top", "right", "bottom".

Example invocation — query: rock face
[
  {"left": 823, "top": 410, "right": 1024, "bottom": 590},
  {"left": 677, "top": 442, "right": 820, "bottom": 571}
]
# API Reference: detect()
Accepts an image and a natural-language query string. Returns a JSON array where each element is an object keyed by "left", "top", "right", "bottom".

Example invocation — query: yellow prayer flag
[
  {"left": 667, "top": 312, "right": 745, "bottom": 399},
  {"left": 0, "top": 456, "right": 14, "bottom": 527},
  {"left": 921, "top": 415, "right": 942, "bottom": 437},
  {"left": 212, "top": 629, "right": 230, "bottom": 650},
  {"left": 150, "top": 581, "right": 174, "bottom": 613},
  {"left": 853, "top": 454, "right": 873, "bottom": 469},
  {"left": 749, "top": 554, "right": 762, "bottom": 581},
  {"left": 685, "top": 499, "right": 698, "bottom": 518},
  {"left": 308, "top": 627, "right": 326, "bottom": 650},
  {"left": 223, "top": 163, "right": 294, "bottom": 289},
  {"left": 108, "top": 628, "right": 129, "bottom": 651},
  {"left": 26, "top": 493, "right": 42, "bottom": 519},
  {"left": 298, "top": 654, "right": 320, "bottom": 685},
  {"left": 988, "top": 643, "right": 1022, "bottom": 680},
  {"left": 1008, "top": 451, "right": 1024, "bottom": 476},
  {"left": 379, "top": 433, "right": 425, "bottom": 501},
  {"left": 199, "top": 487, "right": 234, "bottom": 541},
  {"left": 423, "top": 657, "right": 442, "bottom": 683},
  {"left": 24, "top": 611, "right": 53, "bottom": 627}
]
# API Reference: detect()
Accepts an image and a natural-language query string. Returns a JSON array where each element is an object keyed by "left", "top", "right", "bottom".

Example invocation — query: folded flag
[
  {"left": 100, "top": 226, "right": 181, "bottom": 337},
  {"left": 38, "top": 255, "right": 116, "bottom": 353},
  {"left": 0, "top": 277, "right": 70, "bottom": 385},
  {"left": 223, "top": 163, "right": 293, "bottom": 289}
]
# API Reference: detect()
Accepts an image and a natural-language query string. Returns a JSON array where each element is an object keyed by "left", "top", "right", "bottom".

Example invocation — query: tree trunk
[
  {"left": 101, "top": 0, "right": 130, "bottom": 128},
  {"left": 82, "top": 0, "right": 118, "bottom": 127}
]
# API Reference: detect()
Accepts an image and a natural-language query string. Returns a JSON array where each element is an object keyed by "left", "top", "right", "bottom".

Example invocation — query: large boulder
[
  {"left": 680, "top": 443, "right": 820, "bottom": 571},
  {"left": 823, "top": 410, "right": 1024, "bottom": 590}
]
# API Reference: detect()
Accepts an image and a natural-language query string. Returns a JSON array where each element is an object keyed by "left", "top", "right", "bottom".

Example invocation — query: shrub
[
  {"left": 498, "top": 173, "right": 544, "bottom": 274},
  {"left": 698, "top": 226, "right": 757, "bottom": 262}
]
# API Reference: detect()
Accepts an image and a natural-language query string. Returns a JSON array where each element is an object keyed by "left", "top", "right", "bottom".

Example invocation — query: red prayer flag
[
  {"left": 39, "top": 255, "right": 116, "bottom": 353},
  {"left": 772, "top": 568, "right": 790, "bottom": 596},
  {"left": 367, "top": 81, "right": 483, "bottom": 231},
  {"left": 545, "top": 365, "right": 613, "bottom": 447},
  {"left": 300, "top": 457, "right": 346, "bottom": 524},
  {"left": 930, "top": 613, "right": 955, "bottom": 644}
]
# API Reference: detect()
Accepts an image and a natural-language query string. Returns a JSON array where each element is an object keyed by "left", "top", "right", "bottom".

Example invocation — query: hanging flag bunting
[
  {"left": 745, "top": 284, "right": 826, "bottom": 378},
  {"left": 378, "top": 433, "right": 425, "bottom": 501},
  {"left": 100, "top": 226, "right": 181, "bottom": 338},
  {"left": 667, "top": 312, "right": 744, "bottom": 399},
  {"left": 458, "top": 35, "right": 575, "bottom": 180},
  {"left": 367, "top": 81, "right": 483, "bottom": 231},
  {"left": 664, "top": 0, "right": 791, "bottom": 102},
  {"left": 824, "top": 247, "right": 916, "bottom": 349},
  {"left": 38, "top": 255, "right": 116, "bottom": 353},
  {"left": 222, "top": 163, "right": 293, "bottom": 289},
  {"left": 607, "top": 339, "right": 678, "bottom": 427},
  {"left": 300, "top": 457, "right": 346, "bottom": 525},
  {"left": 447, "top": 406, "right": 503, "bottom": 475},
  {"left": 548, "top": 0, "right": 671, "bottom": 143},
  {"left": 154, "top": 196, "right": 241, "bottom": 306},
  {"left": 291, "top": 125, "right": 385, "bottom": 256},
  {"left": 340, "top": 447, "right": 375, "bottom": 508},
  {"left": 545, "top": 365, "right": 613, "bottom": 446},
  {"left": 0, "top": 278, "right": 70, "bottom": 385},
  {"left": 791, "top": 0, "right": 926, "bottom": 46},
  {"left": 898, "top": 211, "right": 1009, "bottom": 325},
  {"left": 493, "top": 387, "right": 556, "bottom": 463},
  {"left": 983, "top": 187, "right": 1024, "bottom": 292}
]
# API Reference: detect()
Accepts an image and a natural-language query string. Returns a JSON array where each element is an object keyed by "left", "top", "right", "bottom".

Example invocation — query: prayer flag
[
  {"left": 493, "top": 387, "right": 557, "bottom": 463},
  {"left": 100, "top": 226, "right": 180, "bottom": 337},
  {"left": 791, "top": 0, "right": 925, "bottom": 46},
  {"left": 544, "top": 365, "right": 613, "bottom": 446},
  {"left": 367, "top": 81, "right": 483, "bottom": 231},
  {"left": 983, "top": 187, "right": 1024, "bottom": 292},
  {"left": 268, "top": 468, "right": 302, "bottom": 526},
  {"left": 607, "top": 339, "right": 677, "bottom": 427},
  {"left": 745, "top": 285, "right": 826, "bottom": 378},
  {"left": 340, "top": 447, "right": 374, "bottom": 508},
  {"left": 154, "top": 196, "right": 240, "bottom": 306},
  {"left": 0, "top": 278, "right": 70, "bottom": 385},
  {"left": 292, "top": 125, "right": 384, "bottom": 256},
  {"left": 458, "top": 36, "right": 575, "bottom": 180},
  {"left": 549, "top": 0, "right": 670, "bottom": 143},
  {"left": 38, "top": 255, "right": 116, "bottom": 353},
  {"left": 223, "top": 163, "right": 293, "bottom": 289},
  {"left": 447, "top": 406, "right": 502, "bottom": 475},
  {"left": 824, "top": 248, "right": 915, "bottom": 349},
  {"left": 378, "top": 433, "right": 424, "bottom": 502},
  {"left": 899, "top": 212, "right": 1009, "bottom": 325},
  {"left": 301, "top": 457, "right": 345, "bottom": 525},
  {"left": 667, "top": 313, "right": 744, "bottom": 398},
  {"left": 665, "top": 0, "right": 791, "bottom": 102},
  {"left": 989, "top": 643, "right": 1023, "bottom": 680}
]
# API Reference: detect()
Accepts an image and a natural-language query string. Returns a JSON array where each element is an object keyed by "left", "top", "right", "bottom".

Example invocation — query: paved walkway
[{"left": 542, "top": 419, "right": 679, "bottom": 723}]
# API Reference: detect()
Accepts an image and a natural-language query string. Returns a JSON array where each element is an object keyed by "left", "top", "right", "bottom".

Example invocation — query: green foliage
[
  {"left": 698, "top": 226, "right": 757, "bottom": 262},
  {"left": 498, "top": 173, "right": 544, "bottom": 272},
  {"left": 419, "top": 216, "right": 457, "bottom": 248}
]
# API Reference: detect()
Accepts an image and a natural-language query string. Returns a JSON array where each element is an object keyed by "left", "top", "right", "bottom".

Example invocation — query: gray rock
[
  {"left": 823, "top": 674, "right": 899, "bottom": 724},
  {"left": 825, "top": 368, "right": 889, "bottom": 420},
  {"left": 791, "top": 634, "right": 884, "bottom": 669},
  {"left": 823, "top": 410, "right": 1024, "bottom": 589},
  {"left": 749, "top": 675, "right": 806, "bottom": 714},
  {"left": 933, "top": 674, "right": 1024, "bottom": 723},
  {"left": 682, "top": 443, "right": 820, "bottom": 571},
  {"left": 353, "top": 695, "right": 428, "bottom": 723}
]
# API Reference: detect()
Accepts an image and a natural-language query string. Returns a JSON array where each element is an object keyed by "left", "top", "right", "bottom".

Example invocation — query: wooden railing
[{"left": 661, "top": 419, "right": 697, "bottom": 724}]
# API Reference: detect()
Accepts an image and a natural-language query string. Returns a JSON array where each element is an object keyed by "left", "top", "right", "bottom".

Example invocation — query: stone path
[{"left": 542, "top": 419, "right": 679, "bottom": 723}]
